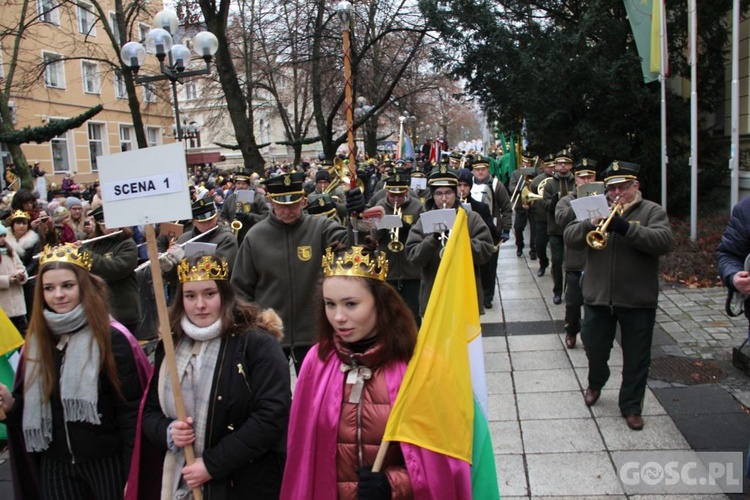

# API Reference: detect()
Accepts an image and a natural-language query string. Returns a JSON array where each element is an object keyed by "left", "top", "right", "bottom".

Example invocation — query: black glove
[
  {"left": 547, "top": 193, "right": 559, "bottom": 213},
  {"left": 235, "top": 212, "right": 251, "bottom": 224},
  {"left": 500, "top": 231, "right": 510, "bottom": 243},
  {"left": 345, "top": 188, "right": 366, "bottom": 215},
  {"left": 609, "top": 215, "right": 629, "bottom": 235},
  {"left": 356, "top": 466, "right": 392, "bottom": 500},
  {"left": 432, "top": 231, "right": 443, "bottom": 241}
]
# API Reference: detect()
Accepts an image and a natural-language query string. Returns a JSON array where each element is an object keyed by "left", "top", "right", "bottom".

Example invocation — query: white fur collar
[{"left": 7, "top": 230, "right": 39, "bottom": 257}]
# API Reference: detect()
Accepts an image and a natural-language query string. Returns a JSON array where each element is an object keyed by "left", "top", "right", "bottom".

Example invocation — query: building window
[
  {"left": 185, "top": 81, "right": 197, "bottom": 100},
  {"left": 114, "top": 69, "right": 127, "bottom": 99},
  {"left": 51, "top": 121, "right": 71, "bottom": 173},
  {"left": 138, "top": 23, "right": 150, "bottom": 43},
  {"left": 77, "top": 2, "right": 96, "bottom": 35},
  {"left": 120, "top": 124, "right": 134, "bottom": 151},
  {"left": 146, "top": 127, "right": 161, "bottom": 147},
  {"left": 142, "top": 81, "right": 156, "bottom": 103},
  {"left": 82, "top": 61, "right": 100, "bottom": 94},
  {"left": 109, "top": 12, "right": 120, "bottom": 43},
  {"left": 88, "top": 122, "right": 105, "bottom": 171},
  {"left": 43, "top": 52, "right": 65, "bottom": 89},
  {"left": 38, "top": 0, "right": 60, "bottom": 25}
]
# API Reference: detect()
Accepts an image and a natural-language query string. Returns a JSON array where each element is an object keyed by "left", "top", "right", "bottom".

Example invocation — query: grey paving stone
[
  {"left": 494, "top": 453, "right": 529, "bottom": 497},
  {"left": 487, "top": 371, "right": 514, "bottom": 394},
  {"left": 597, "top": 415, "right": 691, "bottom": 451},
  {"left": 526, "top": 451, "right": 624, "bottom": 496},
  {"left": 489, "top": 420, "right": 523, "bottom": 454},
  {"left": 514, "top": 368, "right": 581, "bottom": 393},
  {"left": 484, "top": 351, "right": 511, "bottom": 372},
  {"left": 575, "top": 366, "right": 623, "bottom": 391},
  {"left": 510, "top": 349, "right": 572, "bottom": 371},
  {"left": 487, "top": 393, "right": 518, "bottom": 422},
  {"left": 481, "top": 331, "right": 507, "bottom": 349},
  {"left": 504, "top": 300, "right": 552, "bottom": 322},
  {"left": 516, "top": 391, "right": 592, "bottom": 420},
  {"left": 589, "top": 389, "right": 667, "bottom": 417},
  {"left": 508, "top": 334, "right": 564, "bottom": 352},
  {"left": 521, "top": 418, "right": 605, "bottom": 453},
  {"left": 506, "top": 320, "right": 564, "bottom": 336}
]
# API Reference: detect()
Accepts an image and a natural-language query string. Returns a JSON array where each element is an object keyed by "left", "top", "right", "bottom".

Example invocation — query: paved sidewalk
[{"left": 484, "top": 231, "right": 750, "bottom": 498}]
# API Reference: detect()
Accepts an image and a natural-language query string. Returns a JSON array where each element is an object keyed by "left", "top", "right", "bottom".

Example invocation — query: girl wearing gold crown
[
  {"left": 280, "top": 240, "right": 471, "bottom": 500},
  {"left": 0, "top": 243, "right": 151, "bottom": 500},
  {"left": 0, "top": 224, "right": 28, "bottom": 333},
  {"left": 141, "top": 254, "right": 290, "bottom": 499},
  {"left": 5, "top": 210, "right": 40, "bottom": 322}
]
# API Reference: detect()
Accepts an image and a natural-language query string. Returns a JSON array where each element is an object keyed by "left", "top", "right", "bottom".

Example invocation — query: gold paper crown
[
  {"left": 177, "top": 255, "right": 229, "bottom": 283},
  {"left": 39, "top": 244, "right": 93, "bottom": 271},
  {"left": 322, "top": 246, "right": 388, "bottom": 281},
  {"left": 10, "top": 210, "right": 30, "bottom": 221}
]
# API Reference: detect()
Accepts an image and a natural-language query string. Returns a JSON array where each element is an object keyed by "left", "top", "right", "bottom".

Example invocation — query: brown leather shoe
[
  {"left": 565, "top": 334, "right": 577, "bottom": 349},
  {"left": 625, "top": 414, "right": 644, "bottom": 431},
  {"left": 584, "top": 387, "right": 600, "bottom": 407}
]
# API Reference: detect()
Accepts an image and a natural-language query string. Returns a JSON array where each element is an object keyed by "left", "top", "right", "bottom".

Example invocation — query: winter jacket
[
  {"left": 0, "top": 251, "right": 27, "bottom": 318},
  {"left": 375, "top": 195, "right": 425, "bottom": 281},
  {"left": 174, "top": 224, "right": 239, "bottom": 276},
  {"left": 555, "top": 194, "right": 586, "bottom": 272},
  {"left": 6, "top": 229, "right": 40, "bottom": 276},
  {"left": 219, "top": 189, "right": 270, "bottom": 243},
  {"left": 142, "top": 314, "right": 290, "bottom": 500},
  {"left": 563, "top": 195, "right": 674, "bottom": 309},
  {"left": 231, "top": 212, "right": 348, "bottom": 349},
  {"left": 529, "top": 172, "right": 552, "bottom": 223},
  {"left": 717, "top": 196, "right": 750, "bottom": 289},
  {"left": 405, "top": 205, "right": 494, "bottom": 315},
  {"left": 470, "top": 177, "right": 513, "bottom": 234},
  {"left": 9, "top": 326, "right": 144, "bottom": 476},
  {"left": 87, "top": 235, "right": 141, "bottom": 327},
  {"left": 541, "top": 174, "right": 576, "bottom": 235}
]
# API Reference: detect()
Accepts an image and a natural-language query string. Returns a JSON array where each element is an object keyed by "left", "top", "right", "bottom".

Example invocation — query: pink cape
[{"left": 279, "top": 344, "right": 472, "bottom": 499}]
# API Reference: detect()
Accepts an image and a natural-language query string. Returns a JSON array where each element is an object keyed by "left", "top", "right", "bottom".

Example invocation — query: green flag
[{"left": 624, "top": 0, "right": 660, "bottom": 83}]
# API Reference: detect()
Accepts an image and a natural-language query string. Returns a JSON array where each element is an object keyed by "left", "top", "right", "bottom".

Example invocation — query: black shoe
[
  {"left": 516, "top": 249, "right": 523, "bottom": 257},
  {"left": 484, "top": 299, "right": 493, "bottom": 309},
  {"left": 537, "top": 267, "right": 546, "bottom": 277},
  {"left": 529, "top": 251, "right": 537, "bottom": 260},
  {"left": 553, "top": 295, "right": 562, "bottom": 305}
]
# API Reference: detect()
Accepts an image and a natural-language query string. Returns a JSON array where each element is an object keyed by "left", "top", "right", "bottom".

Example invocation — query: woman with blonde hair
[{"left": 0, "top": 243, "right": 149, "bottom": 500}]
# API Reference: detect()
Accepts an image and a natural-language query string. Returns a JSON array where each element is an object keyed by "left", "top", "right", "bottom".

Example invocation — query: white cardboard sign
[{"left": 97, "top": 143, "right": 192, "bottom": 227}]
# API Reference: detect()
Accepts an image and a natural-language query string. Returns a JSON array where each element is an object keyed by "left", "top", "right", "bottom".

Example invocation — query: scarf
[
  {"left": 22, "top": 304, "right": 100, "bottom": 452},
  {"left": 159, "top": 317, "right": 222, "bottom": 500}
]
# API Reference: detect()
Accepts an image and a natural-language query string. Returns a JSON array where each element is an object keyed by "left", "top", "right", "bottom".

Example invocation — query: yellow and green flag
[
  {"left": 624, "top": 0, "right": 667, "bottom": 83},
  {"left": 0, "top": 308, "right": 23, "bottom": 356},
  {"left": 382, "top": 209, "right": 499, "bottom": 498}
]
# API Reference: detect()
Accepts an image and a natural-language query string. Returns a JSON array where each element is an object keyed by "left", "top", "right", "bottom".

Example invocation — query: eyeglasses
[
  {"left": 606, "top": 182, "right": 634, "bottom": 193},
  {"left": 433, "top": 190, "right": 454, "bottom": 198}
]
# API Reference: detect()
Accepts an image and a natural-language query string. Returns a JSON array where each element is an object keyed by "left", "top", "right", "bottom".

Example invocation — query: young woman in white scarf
[
  {"left": 0, "top": 243, "right": 148, "bottom": 500},
  {"left": 141, "top": 254, "right": 290, "bottom": 499}
]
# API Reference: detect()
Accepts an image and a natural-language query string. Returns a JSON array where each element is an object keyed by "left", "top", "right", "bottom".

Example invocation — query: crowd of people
[{"left": 0, "top": 144, "right": 677, "bottom": 498}]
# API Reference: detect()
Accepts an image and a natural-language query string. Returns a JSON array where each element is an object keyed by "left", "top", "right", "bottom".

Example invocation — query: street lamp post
[
  {"left": 119, "top": 9, "right": 218, "bottom": 143},
  {"left": 337, "top": 1, "right": 356, "bottom": 167}
]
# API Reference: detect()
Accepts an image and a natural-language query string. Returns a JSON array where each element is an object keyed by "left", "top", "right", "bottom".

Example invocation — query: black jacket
[{"left": 142, "top": 327, "right": 291, "bottom": 500}]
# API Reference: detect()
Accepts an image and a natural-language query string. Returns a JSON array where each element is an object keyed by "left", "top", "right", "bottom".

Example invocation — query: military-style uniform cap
[
  {"left": 542, "top": 153, "right": 556, "bottom": 167},
  {"left": 603, "top": 160, "right": 640, "bottom": 186},
  {"left": 521, "top": 150, "right": 537, "bottom": 162},
  {"left": 234, "top": 168, "right": 253, "bottom": 183},
  {"left": 306, "top": 193, "right": 337, "bottom": 218},
  {"left": 554, "top": 149, "right": 574, "bottom": 164},
  {"left": 472, "top": 156, "right": 490, "bottom": 169},
  {"left": 262, "top": 172, "right": 306, "bottom": 204},
  {"left": 573, "top": 157, "right": 598, "bottom": 177},
  {"left": 90, "top": 205, "right": 105, "bottom": 224},
  {"left": 385, "top": 168, "right": 411, "bottom": 193},
  {"left": 427, "top": 164, "right": 459, "bottom": 188},
  {"left": 191, "top": 198, "right": 218, "bottom": 221},
  {"left": 449, "top": 151, "right": 463, "bottom": 160}
]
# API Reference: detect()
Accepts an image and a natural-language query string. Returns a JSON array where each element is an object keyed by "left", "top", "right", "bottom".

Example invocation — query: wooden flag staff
[
  {"left": 145, "top": 224, "right": 202, "bottom": 500},
  {"left": 372, "top": 440, "right": 390, "bottom": 472}
]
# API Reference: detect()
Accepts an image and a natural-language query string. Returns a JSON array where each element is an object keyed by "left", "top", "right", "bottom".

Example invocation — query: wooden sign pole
[{"left": 145, "top": 224, "right": 202, "bottom": 500}]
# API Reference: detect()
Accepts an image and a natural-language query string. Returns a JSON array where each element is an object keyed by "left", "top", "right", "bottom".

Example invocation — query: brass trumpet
[
  {"left": 387, "top": 201, "right": 404, "bottom": 253},
  {"left": 231, "top": 220, "right": 242, "bottom": 238},
  {"left": 586, "top": 199, "right": 623, "bottom": 250}
]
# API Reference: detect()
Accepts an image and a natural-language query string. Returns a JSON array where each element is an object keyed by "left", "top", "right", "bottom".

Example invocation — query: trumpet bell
[
  {"left": 231, "top": 220, "right": 242, "bottom": 238},
  {"left": 585, "top": 230, "right": 608, "bottom": 249},
  {"left": 387, "top": 240, "right": 404, "bottom": 253}
]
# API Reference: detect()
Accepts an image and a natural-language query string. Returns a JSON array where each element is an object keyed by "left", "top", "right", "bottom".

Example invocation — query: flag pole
[
  {"left": 730, "top": 0, "right": 740, "bottom": 210},
  {"left": 689, "top": 0, "right": 698, "bottom": 241},
  {"left": 659, "top": 0, "right": 668, "bottom": 211},
  {"left": 372, "top": 440, "right": 391, "bottom": 472}
]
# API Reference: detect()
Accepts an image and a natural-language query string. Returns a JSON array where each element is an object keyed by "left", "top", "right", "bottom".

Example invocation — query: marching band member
[
  {"left": 405, "top": 165, "right": 493, "bottom": 317},
  {"left": 541, "top": 150, "right": 576, "bottom": 305},
  {"left": 509, "top": 151, "right": 538, "bottom": 259},
  {"left": 554, "top": 158, "right": 599, "bottom": 348},
  {"left": 563, "top": 161, "right": 674, "bottom": 430},
  {"left": 219, "top": 168, "right": 269, "bottom": 243},
  {"left": 530, "top": 154, "right": 555, "bottom": 277},
  {"left": 375, "top": 168, "right": 425, "bottom": 324}
]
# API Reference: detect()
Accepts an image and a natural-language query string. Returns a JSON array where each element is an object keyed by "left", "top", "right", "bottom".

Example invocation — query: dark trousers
[
  {"left": 389, "top": 279, "right": 421, "bottom": 327},
  {"left": 41, "top": 453, "right": 125, "bottom": 500},
  {"left": 564, "top": 271, "right": 583, "bottom": 335},
  {"left": 534, "top": 222, "right": 549, "bottom": 268},
  {"left": 581, "top": 304, "right": 656, "bottom": 416},
  {"left": 549, "top": 234, "right": 564, "bottom": 295},
  {"left": 514, "top": 208, "right": 536, "bottom": 251},
  {"left": 480, "top": 249, "right": 500, "bottom": 302}
]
